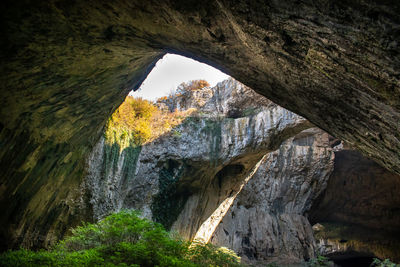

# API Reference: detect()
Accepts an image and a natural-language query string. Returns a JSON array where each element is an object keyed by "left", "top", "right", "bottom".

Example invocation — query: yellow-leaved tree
[{"left": 105, "top": 95, "right": 195, "bottom": 148}]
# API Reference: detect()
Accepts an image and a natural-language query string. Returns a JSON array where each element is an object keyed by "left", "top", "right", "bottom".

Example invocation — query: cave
[
  {"left": 327, "top": 252, "right": 376, "bottom": 267},
  {"left": 309, "top": 149, "right": 400, "bottom": 263},
  {"left": 1, "top": 0, "right": 400, "bottom": 265}
]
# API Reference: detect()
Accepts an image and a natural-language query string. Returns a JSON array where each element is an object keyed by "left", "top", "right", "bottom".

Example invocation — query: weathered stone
[
  {"left": 310, "top": 150, "right": 400, "bottom": 262},
  {"left": 313, "top": 222, "right": 400, "bottom": 263},
  {"left": 211, "top": 128, "right": 335, "bottom": 264},
  {"left": 85, "top": 79, "right": 312, "bottom": 242}
]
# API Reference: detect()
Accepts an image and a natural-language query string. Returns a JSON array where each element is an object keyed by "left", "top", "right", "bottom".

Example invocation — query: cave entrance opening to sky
[{"left": 131, "top": 53, "right": 229, "bottom": 101}]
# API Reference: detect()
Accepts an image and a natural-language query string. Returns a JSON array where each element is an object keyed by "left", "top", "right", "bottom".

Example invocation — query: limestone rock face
[
  {"left": 161, "top": 78, "right": 272, "bottom": 117},
  {"left": 309, "top": 150, "right": 400, "bottom": 262},
  {"left": 1, "top": 0, "right": 400, "bottom": 251},
  {"left": 210, "top": 128, "right": 334, "bottom": 264},
  {"left": 85, "top": 79, "right": 312, "bottom": 241},
  {"left": 312, "top": 222, "right": 400, "bottom": 263}
]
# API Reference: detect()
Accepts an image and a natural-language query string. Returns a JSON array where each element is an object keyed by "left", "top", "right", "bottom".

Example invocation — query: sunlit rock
[{"left": 210, "top": 128, "right": 334, "bottom": 264}]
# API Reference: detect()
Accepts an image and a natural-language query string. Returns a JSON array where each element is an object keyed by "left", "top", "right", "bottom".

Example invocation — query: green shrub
[
  {"left": 308, "top": 255, "right": 332, "bottom": 267},
  {"left": 371, "top": 258, "right": 400, "bottom": 267},
  {"left": 0, "top": 210, "right": 242, "bottom": 267},
  {"left": 187, "top": 241, "right": 242, "bottom": 267},
  {"left": 0, "top": 248, "right": 105, "bottom": 266}
]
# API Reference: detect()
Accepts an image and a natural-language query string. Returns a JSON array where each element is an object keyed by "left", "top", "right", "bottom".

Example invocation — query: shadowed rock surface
[
  {"left": 310, "top": 149, "right": 400, "bottom": 262},
  {"left": 1, "top": 0, "right": 399, "bottom": 251}
]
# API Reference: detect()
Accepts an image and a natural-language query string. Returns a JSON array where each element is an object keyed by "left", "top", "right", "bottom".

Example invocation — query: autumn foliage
[
  {"left": 105, "top": 80, "right": 210, "bottom": 147},
  {"left": 176, "top": 80, "right": 210, "bottom": 94},
  {"left": 105, "top": 96, "right": 194, "bottom": 147},
  {"left": 156, "top": 79, "right": 210, "bottom": 106}
]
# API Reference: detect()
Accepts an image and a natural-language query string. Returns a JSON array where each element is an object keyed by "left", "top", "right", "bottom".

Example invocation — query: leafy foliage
[
  {"left": 156, "top": 79, "right": 210, "bottom": 103},
  {"left": 371, "top": 258, "right": 400, "bottom": 267},
  {"left": 0, "top": 210, "right": 242, "bottom": 267},
  {"left": 176, "top": 80, "right": 210, "bottom": 94},
  {"left": 187, "top": 241, "right": 241, "bottom": 267},
  {"left": 105, "top": 96, "right": 194, "bottom": 149},
  {"left": 307, "top": 255, "right": 332, "bottom": 267},
  {"left": 105, "top": 97, "right": 156, "bottom": 147},
  {"left": 151, "top": 164, "right": 188, "bottom": 230}
]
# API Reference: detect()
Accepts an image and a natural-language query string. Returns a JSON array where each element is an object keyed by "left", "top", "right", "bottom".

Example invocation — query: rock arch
[{"left": 0, "top": 0, "right": 399, "bottom": 249}]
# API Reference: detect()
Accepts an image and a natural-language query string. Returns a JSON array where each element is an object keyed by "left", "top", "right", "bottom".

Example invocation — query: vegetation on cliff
[
  {"left": 158, "top": 79, "right": 210, "bottom": 100},
  {"left": 156, "top": 79, "right": 210, "bottom": 109},
  {"left": 0, "top": 210, "right": 241, "bottom": 266},
  {"left": 371, "top": 258, "right": 400, "bottom": 267},
  {"left": 151, "top": 161, "right": 189, "bottom": 230},
  {"left": 105, "top": 96, "right": 194, "bottom": 149}
]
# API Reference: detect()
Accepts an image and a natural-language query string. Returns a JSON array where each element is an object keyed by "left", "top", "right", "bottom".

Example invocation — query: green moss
[
  {"left": 201, "top": 119, "right": 222, "bottom": 167},
  {"left": 101, "top": 141, "right": 141, "bottom": 187},
  {"left": 173, "top": 129, "right": 183, "bottom": 138},
  {"left": 151, "top": 162, "right": 188, "bottom": 230},
  {"left": 121, "top": 146, "right": 142, "bottom": 182},
  {"left": 242, "top": 107, "right": 259, "bottom": 117},
  {"left": 102, "top": 142, "right": 121, "bottom": 179}
]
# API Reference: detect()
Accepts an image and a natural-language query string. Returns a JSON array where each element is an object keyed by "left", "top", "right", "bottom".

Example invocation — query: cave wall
[
  {"left": 309, "top": 149, "right": 400, "bottom": 261},
  {"left": 1, "top": 0, "right": 399, "bottom": 249}
]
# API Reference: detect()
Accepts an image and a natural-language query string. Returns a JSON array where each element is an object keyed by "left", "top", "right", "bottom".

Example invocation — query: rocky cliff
[
  {"left": 86, "top": 80, "right": 400, "bottom": 264},
  {"left": 210, "top": 128, "right": 334, "bottom": 264},
  {"left": 85, "top": 79, "right": 312, "bottom": 242},
  {"left": 84, "top": 79, "right": 342, "bottom": 265}
]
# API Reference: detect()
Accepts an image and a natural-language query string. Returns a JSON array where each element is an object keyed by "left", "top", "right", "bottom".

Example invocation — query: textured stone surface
[
  {"left": 210, "top": 128, "right": 334, "bottom": 264},
  {"left": 85, "top": 80, "right": 311, "bottom": 241},
  {"left": 313, "top": 222, "right": 400, "bottom": 263},
  {"left": 309, "top": 150, "right": 400, "bottom": 262},
  {"left": 1, "top": 0, "right": 400, "bottom": 250}
]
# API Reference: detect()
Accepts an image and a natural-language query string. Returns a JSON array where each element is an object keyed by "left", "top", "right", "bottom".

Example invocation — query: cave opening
[
  {"left": 130, "top": 53, "right": 229, "bottom": 101},
  {"left": 331, "top": 256, "right": 376, "bottom": 267},
  {"left": 2, "top": 42, "right": 400, "bottom": 267},
  {"left": 1, "top": 2, "right": 400, "bottom": 266},
  {"left": 327, "top": 252, "right": 376, "bottom": 267}
]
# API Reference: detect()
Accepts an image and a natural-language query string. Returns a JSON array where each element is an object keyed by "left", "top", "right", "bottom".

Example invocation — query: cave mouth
[
  {"left": 327, "top": 252, "right": 376, "bottom": 267},
  {"left": 332, "top": 257, "right": 375, "bottom": 267},
  {"left": 215, "top": 164, "right": 245, "bottom": 186}
]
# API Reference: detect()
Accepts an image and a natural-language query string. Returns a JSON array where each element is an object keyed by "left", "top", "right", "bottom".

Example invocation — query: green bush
[
  {"left": 307, "top": 255, "right": 332, "bottom": 267},
  {"left": 0, "top": 248, "right": 105, "bottom": 266},
  {"left": 0, "top": 210, "right": 242, "bottom": 267},
  {"left": 371, "top": 258, "right": 400, "bottom": 267},
  {"left": 187, "top": 241, "right": 241, "bottom": 267}
]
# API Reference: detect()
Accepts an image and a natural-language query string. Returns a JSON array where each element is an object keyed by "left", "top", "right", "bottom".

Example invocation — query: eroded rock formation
[
  {"left": 85, "top": 79, "right": 312, "bottom": 243},
  {"left": 1, "top": 0, "right": 400, "bottom": 252},
  {"left": 310, "top": 149, "right": 400, "bottom": 262},
  {"left": 210, "top": 128, "right": 334, "bottom": 264}
]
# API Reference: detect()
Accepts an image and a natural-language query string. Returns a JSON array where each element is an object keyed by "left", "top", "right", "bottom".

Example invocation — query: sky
[{"left": 131, "top": 54, "right": 229, "bottom": 101}]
